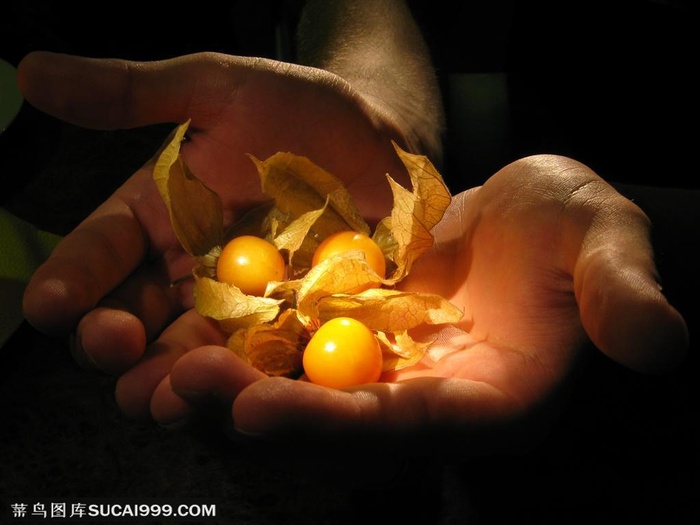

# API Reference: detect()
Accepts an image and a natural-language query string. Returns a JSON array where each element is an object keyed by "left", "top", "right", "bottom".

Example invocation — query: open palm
[
  {"left": 20, "top": 52, "right": 687, "bottom": 457},
  {"left": 19, "top": 51, "right": 410, "bottom": 415},
  {"left": 163, "top": 154, "right": 687, "bottom": 456}
]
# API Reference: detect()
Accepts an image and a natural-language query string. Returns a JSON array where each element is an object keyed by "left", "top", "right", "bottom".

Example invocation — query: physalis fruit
[
  {"left": 153, "top": 120, "right": 463, "bottom": 388},
  {"left": 312, "top": 231, "right": 386, "bottom": 293},
  {"left": 216, "top": 235, "right": 285, "bottom": 296},
  {"left": 303, "top": 317, "right": 382, "bottom": 389}
]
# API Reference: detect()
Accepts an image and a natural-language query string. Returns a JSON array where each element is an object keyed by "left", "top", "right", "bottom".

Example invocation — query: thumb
[
  {"left": 575, "top": 209, "right": 688, "bottom": 374},
  {"left": 16, "top": 51, "right": 240, "bottom": 130}
]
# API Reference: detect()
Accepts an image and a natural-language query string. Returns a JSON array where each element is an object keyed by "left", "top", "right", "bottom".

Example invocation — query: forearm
[{"left": 296, "top": 0, "right": 444, "bottom": 164}]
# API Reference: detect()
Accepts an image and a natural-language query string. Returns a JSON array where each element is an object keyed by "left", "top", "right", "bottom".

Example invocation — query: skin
[{"left": 18, "top": 50, "right": 688, "bottom": 462}]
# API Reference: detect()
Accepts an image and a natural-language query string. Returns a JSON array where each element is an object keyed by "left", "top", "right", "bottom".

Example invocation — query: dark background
[{"left": 1, "top": 1, "right": 697, "bottom": 523}]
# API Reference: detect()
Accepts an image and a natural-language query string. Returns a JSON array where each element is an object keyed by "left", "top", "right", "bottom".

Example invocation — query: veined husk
[{"left": 153, "top": 120, "right": 462, "bottom": 378}]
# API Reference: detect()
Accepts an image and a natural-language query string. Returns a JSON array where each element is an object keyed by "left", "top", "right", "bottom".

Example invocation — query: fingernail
[
  {"left": 69, "top": 332, "right": 106, "bottom": 373},
  {"left": 158, "top": 415, "right": 192, "bottom": 430},
  {"left": 227, "top": 420, "right": 261, "bottom": 442}
]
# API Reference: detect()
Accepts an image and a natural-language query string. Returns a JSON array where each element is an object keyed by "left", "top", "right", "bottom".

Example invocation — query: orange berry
[
  {"left": 312, "top": 231, "right": 386, "bottom": 292},
  {"left": 216, "top": 235, "right": 285, "bottom": 296},
  {"left": 303, "top": 317, "right": 382, "bottom": 389}
]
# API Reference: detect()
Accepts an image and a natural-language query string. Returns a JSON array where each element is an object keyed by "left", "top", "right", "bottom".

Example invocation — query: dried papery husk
[{"left": 153, "top": 120, "right": 463, "bottom": 375}]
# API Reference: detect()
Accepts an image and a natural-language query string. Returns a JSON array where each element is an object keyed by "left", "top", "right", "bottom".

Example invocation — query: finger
[
  {"left": 150, "top": 375, "right": 195, "bottom": 429},
  {"left": 575, "top": 227, "right": 689, "bottom": 373},
  {"left": 22, "top": 192, "right": 149, "bottom": 335},
  {"left": 72, "top": 253, "right": 195, "bottom": 375},
  {"left": 499, "top": 154, "right": 689, "bottom": 373},
  {"left": 232, "top": 376, "right": 528, "bottom": 455},
  {"left": 16, "top": 51, "right": 249, "bottom": 130},
  {"left": 168, "top": 346, "right": 267, "bottom": 403},
  {"left": 569, "top": 183, "right": 689, "bottom": 373},
  {"left": 72, "top": 308, "right": 146, "bottom": 375},
  {"left": 17, "top": 51, "right": 185, "bottom": 129},
  {"left": 115, "top": 310, "right": 225, "bottom": 419},
  {"left": 151, "top": 345, "right": 266, "bottom": 429},
  {"left": 22, "top": 154, "right": 194, "bottom": 337}
]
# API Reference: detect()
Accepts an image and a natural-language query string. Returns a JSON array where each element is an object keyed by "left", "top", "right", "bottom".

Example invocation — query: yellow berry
[
  {"left": 303, "top": 317, "right": 382, "bottom": 389},
  {"left": 216, "top": 235, "right": 285, "bottom": 296},
  {"left": 312, "top": 231, "right": 386, "bottom": 292}
]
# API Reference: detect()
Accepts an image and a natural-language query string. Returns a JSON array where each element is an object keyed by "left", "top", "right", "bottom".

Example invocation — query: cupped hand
[
  {"left": 161, "top": 154, "right": 688, "bottom": 456},
  {"left": 19, "top": 51, "right": 410, "bottom": 417}
]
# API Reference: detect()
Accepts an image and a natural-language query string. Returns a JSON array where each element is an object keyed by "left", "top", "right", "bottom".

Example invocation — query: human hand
[
  {"left": 158, "top": 153, "right": 688, "bottom": 457},
  {"left": 19, "top": 51, "right": 411, "bottom": 416},
  {"left": 19, "top": 52, "right": 688, "bottom": 459}
]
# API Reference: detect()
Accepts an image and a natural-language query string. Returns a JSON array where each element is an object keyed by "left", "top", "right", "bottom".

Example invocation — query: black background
[{"left": 1, "top": 1, "right": 697, "bottom": 523}]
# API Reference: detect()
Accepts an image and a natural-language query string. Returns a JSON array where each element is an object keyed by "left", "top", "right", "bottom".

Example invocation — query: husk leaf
[
  {"left": 153, "top": 120, "right": 224, "bottom": 256},
  {"left": 152, "top": 123, "right": 463, "bottom": 379},
  {"left": 193, "top": 267, "right": 283, "bottom": 331},
  {"left": 315, "top": 288, "right": 463, "bottom": 332},
  {"left": 227, "top": 310, "right": 307, "bottom": 377}
]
